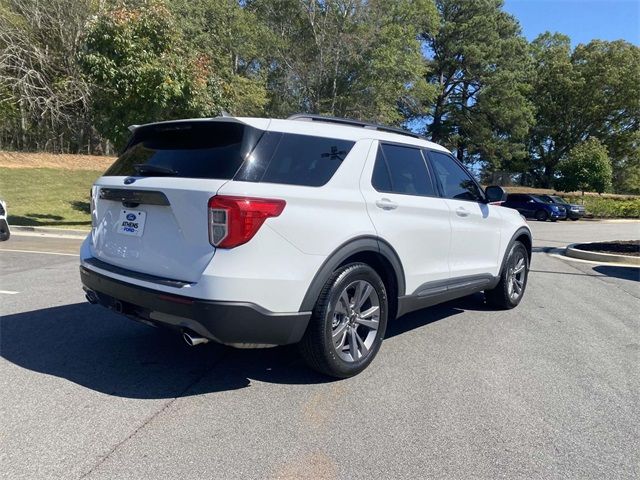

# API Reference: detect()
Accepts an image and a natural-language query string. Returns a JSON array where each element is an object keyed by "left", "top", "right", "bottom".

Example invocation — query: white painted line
[
  {"left": 0, "top": 290, "right": 19, "bottom": 295},
  {"left": 12, "top": 231, "right": 87, "bottom": 240},
  {"left": 0, "top": 248, "right": 78, "bottom": 257}
]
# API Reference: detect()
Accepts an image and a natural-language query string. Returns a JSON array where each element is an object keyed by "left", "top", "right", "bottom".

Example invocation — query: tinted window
[
  {"left": 372, "top": 144, "right": 435, "bottom": 196},
  {"left": 104, "top": 121, "right": 261, "bottom": 179},
  {"left": 506, "top": 194, "right": 525, "bottom": 202},
  {"left": 428, "top": 151, "right": 483, "bottom": 202},
  {"left": 236, "top": 132, "right": 354, "bottom": 187}
]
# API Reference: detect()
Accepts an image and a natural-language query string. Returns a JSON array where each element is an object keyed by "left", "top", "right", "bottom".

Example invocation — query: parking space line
[
  {"left": 0, "top": 248, "right": 78, "bottom": 257},
  {"left": 0, "top": 290, "right": 19, "bottom": 294}
]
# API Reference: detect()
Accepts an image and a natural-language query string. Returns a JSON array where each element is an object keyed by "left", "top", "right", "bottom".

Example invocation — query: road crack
[{"left": 78, "top": 350, "right": 229, "bottom": 479}]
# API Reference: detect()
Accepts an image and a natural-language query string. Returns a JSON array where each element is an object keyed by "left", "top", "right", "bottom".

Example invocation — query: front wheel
[
  {"left": 535, "top": 210, "right": 548, "bottom": 221},
  {"left": 485, "top": 241, "right": 529, "bottom": 309},
  {"left": 298, "top": 263, "right": 388, "bottom": 378}
]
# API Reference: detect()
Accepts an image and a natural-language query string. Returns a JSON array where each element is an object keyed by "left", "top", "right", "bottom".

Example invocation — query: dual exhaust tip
[
  {"left": 86, "top": 289, "right": 208, "bottom": 348},
  {"left": 182, "top": 330, "right": 209, "bottom": 347}
]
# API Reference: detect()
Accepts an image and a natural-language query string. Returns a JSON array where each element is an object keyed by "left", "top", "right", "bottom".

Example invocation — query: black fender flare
[
  {"left": 299, "top": 236, "right": 406, "bottom": 312},
  {"left": 499, "top": 226, "right": 532, "bottom": 275}
]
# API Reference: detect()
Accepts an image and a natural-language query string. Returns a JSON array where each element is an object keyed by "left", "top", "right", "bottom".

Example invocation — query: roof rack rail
[{"left": 287, "top": 114, "right": 424, "bottom": 140}]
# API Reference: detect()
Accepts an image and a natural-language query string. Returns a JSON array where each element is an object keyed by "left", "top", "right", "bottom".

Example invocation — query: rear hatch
[{"left": 90, "top": 119, "right": 266, "bottom": 282}]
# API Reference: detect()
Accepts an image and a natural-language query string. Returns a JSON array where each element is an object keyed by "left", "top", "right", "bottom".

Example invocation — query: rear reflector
[
  {"left": 208, "top": 196, "right": 285, "bottom": 248},
  {"left": 157, "top": 294, "right": 194, "bottom": 305}
]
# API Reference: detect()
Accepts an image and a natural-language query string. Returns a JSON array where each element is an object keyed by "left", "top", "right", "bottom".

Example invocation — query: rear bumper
[{"left": 80, "top": 266, "right": 311, "bottom": 346}]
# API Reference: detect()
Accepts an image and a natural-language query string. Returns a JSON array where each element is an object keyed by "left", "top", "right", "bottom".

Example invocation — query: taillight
[{"left": 208, "top": 195, "right": 286, "bottom": 248}]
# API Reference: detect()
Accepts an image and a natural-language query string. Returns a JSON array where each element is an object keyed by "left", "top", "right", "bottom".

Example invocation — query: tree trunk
[{"left": 430, "top": 94, "right": 446, "bottom": 142}]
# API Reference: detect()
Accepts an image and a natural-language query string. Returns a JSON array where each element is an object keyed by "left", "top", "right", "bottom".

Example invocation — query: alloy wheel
[
  {"left": 507, "top": 251, "right": 526, "bottom": 301},
  {"left": 330, "top": 280, "right": 380, "bottom": 362}
]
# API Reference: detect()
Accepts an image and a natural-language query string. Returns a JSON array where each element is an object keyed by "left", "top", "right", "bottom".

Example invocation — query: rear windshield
[{"left": 104, "top": 121, "right": 262, "bottom": 179}]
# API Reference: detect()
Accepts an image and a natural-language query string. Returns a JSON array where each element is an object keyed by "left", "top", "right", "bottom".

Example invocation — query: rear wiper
[{"left": 133, "top": 164, "right": 177, "bottom": 176}]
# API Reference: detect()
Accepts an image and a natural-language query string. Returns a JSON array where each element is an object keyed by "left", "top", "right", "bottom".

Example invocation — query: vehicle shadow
[
  {"left": 1, "top": 296, "right": 486, "bottom": 399},
  {"left": 387, "top": 293, "right": 488, "bottom": 339}
]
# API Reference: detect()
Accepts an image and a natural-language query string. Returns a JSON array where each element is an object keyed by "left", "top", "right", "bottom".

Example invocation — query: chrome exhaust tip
[
  {"left": 85, "top": 290, "right": 98, "bottom": 304},
  {"left": 183, "top": 330, "right": 209, "bottom": 347}
]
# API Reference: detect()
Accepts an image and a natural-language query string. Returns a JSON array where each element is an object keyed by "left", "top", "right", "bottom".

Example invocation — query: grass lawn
[{"left": 1, "top": 168, "right": 101, "bottom": 229}]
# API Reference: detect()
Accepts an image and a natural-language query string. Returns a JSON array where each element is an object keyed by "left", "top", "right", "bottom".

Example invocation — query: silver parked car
[{"left": 0, "top": 199, "right": 10, "bottom": 241}]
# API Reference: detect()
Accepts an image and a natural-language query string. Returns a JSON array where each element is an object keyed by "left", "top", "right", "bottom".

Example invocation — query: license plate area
[{"left": 117, "top": 209, "right": 146, "bottom": 237}]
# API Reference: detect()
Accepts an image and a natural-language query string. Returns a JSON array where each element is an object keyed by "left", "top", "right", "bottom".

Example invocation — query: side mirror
[{"left": 485, "top": 185, "right": 507, "bottom": 203}]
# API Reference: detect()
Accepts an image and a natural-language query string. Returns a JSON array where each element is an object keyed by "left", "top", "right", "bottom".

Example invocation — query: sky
[{"left": 503, "top": 0, "right": 640, "bottom": 46}]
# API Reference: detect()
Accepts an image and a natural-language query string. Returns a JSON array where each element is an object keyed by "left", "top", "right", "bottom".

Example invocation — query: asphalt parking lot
[{"left": 1, "top": 221, "right": 639, "bottom": 480}]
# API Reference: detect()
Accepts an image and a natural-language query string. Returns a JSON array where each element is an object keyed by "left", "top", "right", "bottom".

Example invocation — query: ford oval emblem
[
  {"left": 124, "top": 177, "right": 136, "bottom": 185},
  {"left": 126, "top": 213, "right": 136, "bottom": 221}
]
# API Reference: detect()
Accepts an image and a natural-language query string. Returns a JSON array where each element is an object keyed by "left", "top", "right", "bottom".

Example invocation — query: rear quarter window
[{"left": 235, "top": 132, "right": 354, "bottom": 187}]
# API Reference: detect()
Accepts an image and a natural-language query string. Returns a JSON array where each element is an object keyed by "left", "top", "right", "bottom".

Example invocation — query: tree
[
  {"left": 528, "top": 35, "right": 640, "bottom": 188},
  {"left": 421, "top": 0, "right": 534, "bottom": 170},
  {"left": 556, "top": 138, "right": 612, "bottom": 196},
  {"left": 250, "top": 0, "right": 437, "bottom": 125},
  {"left": 168, "top": 0, "right": 270, "bottom": 116},
  {"left": 0, "top": 0, "right": 98, "bottom": 152},
  {"left": 80, "top": 1, "right": 228, "bottom": 149}
]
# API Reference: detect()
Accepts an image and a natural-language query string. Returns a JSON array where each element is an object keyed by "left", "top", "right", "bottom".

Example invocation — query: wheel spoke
[
  {"left": 355, "top": 316, "right": 378, "bottom": 330},
  {"left": 355, "top": 330, "right": 369, "bottom": 356},
  {"left": 338, "top": 291, "right": 350, "bottom": 312},
  {"left": 334, "top": 330, "right": 347, "bottom": 350},
  {"left": 359, "top": 305, "right": 379, "bottom": 319},
  {"left": 513, "top": 258, "right": 525, "bottom": 274},
  {"left": 355, "top": 282, "right": 372, "bottom": 311},
  {"left": 349, "top": 328, "right": 360, "bottom": 360},
  {"left": 332, "top": 321, "right": 348, "bottom": 339}
]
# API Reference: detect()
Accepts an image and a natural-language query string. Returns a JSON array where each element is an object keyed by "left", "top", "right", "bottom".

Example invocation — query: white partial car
[
  {"left": 80, "top": 115, "right": 532, "bottom": 377},
  {"left": 0, "top": 199, "right": 9, "bottom": 241}
]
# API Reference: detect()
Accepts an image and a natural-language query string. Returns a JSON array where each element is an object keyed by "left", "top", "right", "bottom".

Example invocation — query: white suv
[{"left": 80, "top": 115, "right": 532, "bottom": 377}]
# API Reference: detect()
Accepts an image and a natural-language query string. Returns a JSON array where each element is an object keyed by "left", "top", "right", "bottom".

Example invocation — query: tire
[
  {"left": 298, "top": 262, "right": 388, "bottom": 378},
  {"left": 0, "top": 219, "right": 9, "bottom": 241},
  {"left": 485, "top": 241, "right": 529, "bottom": 310},
  {"left": 570, "top": 217, "right": 579, "bottom": 221},
  {"left": 535, "top": 210, "right": 548, "bottom": 221}
]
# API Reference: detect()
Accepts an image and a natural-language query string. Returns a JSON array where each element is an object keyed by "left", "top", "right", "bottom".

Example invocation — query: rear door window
[
  {"left": 236, "top": 132, "right": 354, "bottom": 187},
  {"left": 104, "top": 121, "right": 262, "bottom": 179},
  {"left": 372, "top": 144, "right": 436, "bottom": 197}
]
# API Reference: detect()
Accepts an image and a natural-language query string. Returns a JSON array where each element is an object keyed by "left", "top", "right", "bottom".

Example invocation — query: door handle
[
  {"left": 375, "top": 198, "right": 398, "bottom": 210},
  {"left": 455, "top": 206, "right": 470, "bottom": 217}
]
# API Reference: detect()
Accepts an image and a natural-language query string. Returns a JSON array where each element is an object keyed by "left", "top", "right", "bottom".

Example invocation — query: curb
[
  {"left": 580, "top": 218, "right": 640, "bottom": 223},
  {"left": 565, "top": 243, "right": 640, "bottom": 266},
  {"left": 11, "top": 225, "right": 89, "bottom": 239}
]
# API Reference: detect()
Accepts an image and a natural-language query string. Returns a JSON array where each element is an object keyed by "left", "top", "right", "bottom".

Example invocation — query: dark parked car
[
  {"left": 539, "top": 195, "right": 585, "bottom": 220},
  {"left": 502, "top": 193, "right": 567, "bottom": 221}
]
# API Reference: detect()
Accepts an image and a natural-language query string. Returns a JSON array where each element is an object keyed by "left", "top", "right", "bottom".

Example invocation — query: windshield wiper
[{"left": 133, "top": 164, "right": 178, "bottom": 176}]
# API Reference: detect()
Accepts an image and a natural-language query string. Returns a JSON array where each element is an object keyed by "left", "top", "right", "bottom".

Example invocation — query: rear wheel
[
  {"left": 535, "top": 210, "right": 548, "bottom": 221},
  {"left": 485, "top": 241, "right": 529, "bottom": 309},
  {"left": 299, "top": 263, "right": 388, "bottom": 378}
]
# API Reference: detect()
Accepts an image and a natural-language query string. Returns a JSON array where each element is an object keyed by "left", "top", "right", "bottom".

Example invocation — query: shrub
[{"left": 565, "top": 195, "right": 640, "bottom": 218}]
